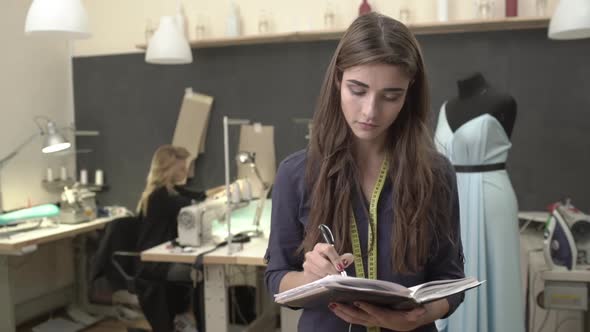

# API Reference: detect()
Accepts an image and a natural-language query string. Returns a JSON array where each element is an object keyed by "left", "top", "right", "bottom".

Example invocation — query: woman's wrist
[
  {"left": 278, "top": 271, "right": 307, "bottom": 293},
  {"left": 417, "top": 299, "right": 450, "bottom": 326}
]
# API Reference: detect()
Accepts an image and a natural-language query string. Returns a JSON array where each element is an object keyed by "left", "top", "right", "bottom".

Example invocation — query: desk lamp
[
  {"left": 223, "top": 116, "right": 251, "bottom": 253},
  {"left": 236, "top": 151, "right": 271, "bottom": 237},
  {"left": 0, "top": 117, "right": 71, "bottom": 212}
]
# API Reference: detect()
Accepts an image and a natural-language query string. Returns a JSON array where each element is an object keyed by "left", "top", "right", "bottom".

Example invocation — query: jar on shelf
[
  {"left": 399, "top": 0, "right": 413, "bottom": 24},
  {"left": 536, "top": 0, "right": 547, "bottom": 16},
  {"left": 475, "top": 0, "right": 495, "bottom": 19},
  {"left": 324, "top": 1, "right": 335, "bottom": 29},
  {"left": 258, "top": 10, "right": 270, "bottom": 34}
]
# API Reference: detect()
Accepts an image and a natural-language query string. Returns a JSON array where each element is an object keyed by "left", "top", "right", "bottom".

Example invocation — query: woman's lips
[{"left": 357, "top": 121, "right": 378, "bottom": 131}]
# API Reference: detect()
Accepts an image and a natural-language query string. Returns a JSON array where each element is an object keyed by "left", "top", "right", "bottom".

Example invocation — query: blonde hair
[{"left": 137, "top": 145, "right": 190, "bottom": 215}]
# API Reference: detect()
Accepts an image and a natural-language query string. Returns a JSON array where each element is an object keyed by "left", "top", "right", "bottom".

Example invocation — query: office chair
[
  {"left": 89, "top": 216, "right": 147, "bottom": 329},
  {"left": 98, "top": 216, "right": 202, "bottom": 332}
]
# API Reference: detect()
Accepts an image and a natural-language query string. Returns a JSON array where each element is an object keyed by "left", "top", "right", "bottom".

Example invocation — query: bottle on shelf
[
  {"left": 145, "top": 18, "right": 156, "bottom": 44},
  {"left": 475, "top": 0, "right": 495, "bottom": 19},
  {"left": 195, "top": 12, "right": 207, "bottom": 39},
  {"left": 437, "top": 0, "right": 449, "bottom": 22},
  {"left": 175, "top": 1, "right": 189, "bottom": 39},
  {"left": 399, "top": 1, "right": 413, "bottom": 24},
  {"left": 506, "top": 0, "right": 517, "bottom": 17},
  {"left": 226, "top": 0, "right": 242, "bottom": 37},
  {"left": 258, "top": 10, "right": 270, "bottom": 34},
  {"left": 324, "top": 1, "right": 335, "bottom": 29},
  {"left": 536, "top": 0, "right": 547, "bottom": 16},
  {"left": 359, "top": 0, "right": 372, "bottom": 16}
]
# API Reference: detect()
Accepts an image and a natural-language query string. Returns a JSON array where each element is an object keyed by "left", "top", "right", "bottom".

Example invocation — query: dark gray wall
[{"left": 73, "top": 28, "right": 590, "bottom": 211}]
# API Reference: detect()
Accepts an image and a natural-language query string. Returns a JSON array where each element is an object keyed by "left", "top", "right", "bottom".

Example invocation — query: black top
[
  {"left": 445, "top": 72, "right": 517, "bottom": 138},
  {"left": 264, "top": 150, "right": 465, "bottom": 332},
  {"left": 137, "top": 186, "right": 204, "bottom": 252}
]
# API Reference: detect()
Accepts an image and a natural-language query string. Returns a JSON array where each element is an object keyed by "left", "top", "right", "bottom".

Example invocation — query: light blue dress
[{"left": 434, "top": 102, "right": 524, "bottom": 332}]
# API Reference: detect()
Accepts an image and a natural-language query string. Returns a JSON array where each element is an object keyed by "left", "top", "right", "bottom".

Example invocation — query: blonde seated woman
[{"left": 135, "top": 145, "right": 205, "bottom": 332}]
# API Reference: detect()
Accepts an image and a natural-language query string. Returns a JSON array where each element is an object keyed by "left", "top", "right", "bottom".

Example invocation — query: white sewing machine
[
  {"left": 59, "top": 184, "right": 97, "bottom": 224},
  {"left": 177, "top": 179, "right": 252, "bottom": 247}
]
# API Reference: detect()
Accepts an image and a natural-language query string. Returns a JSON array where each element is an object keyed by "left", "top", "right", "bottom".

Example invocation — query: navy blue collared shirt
[{"left": 265, "top": 150, "right": 465, "bottom": 332}]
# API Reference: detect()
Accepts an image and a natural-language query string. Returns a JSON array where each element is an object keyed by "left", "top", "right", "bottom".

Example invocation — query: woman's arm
[
  {"left": 279, "top": 271, "right": 307, "bottom": 293},
  {"left": 264, "top": 156, "right": 306, "bottom": 296},
  {"left": 424, "top": 158, "right": 465, "bottom": 318},
  {"left": 265, "top": 153, "right": 356, "bottom": 296}
]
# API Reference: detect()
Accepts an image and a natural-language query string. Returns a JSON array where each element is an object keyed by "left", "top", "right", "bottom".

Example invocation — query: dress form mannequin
[
  {"left": 445, "top": 72, "right": 517, "bottom": 138},
  {"left": 434, "top": 72, "right": 525, "bottom": 332}
]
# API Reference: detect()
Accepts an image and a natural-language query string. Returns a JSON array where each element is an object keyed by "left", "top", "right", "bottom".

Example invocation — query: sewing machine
[
  {"left": 59, "top": 185, "right": 97, "bottom": 224},
  {"left": 177, "top": 180, "right": 251, "bottom": 247}
]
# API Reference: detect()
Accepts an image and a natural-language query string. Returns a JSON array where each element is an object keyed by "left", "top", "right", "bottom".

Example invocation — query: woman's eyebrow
[
  {"left": 346, "top": 79, "right": 405, "bottom": 92},
  {"left": 346, "top": 79, "right": 369, "bottom": 88}
]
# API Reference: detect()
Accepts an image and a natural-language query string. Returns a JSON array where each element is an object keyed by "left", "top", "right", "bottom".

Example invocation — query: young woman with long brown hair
[{"left": 265, "top": 12, "right": 465, "bottom": 332}]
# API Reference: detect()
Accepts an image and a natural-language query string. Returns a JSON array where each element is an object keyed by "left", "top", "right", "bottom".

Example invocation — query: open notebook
[{"left": 275, "top": 275, "right": 484, "bottom": 310}]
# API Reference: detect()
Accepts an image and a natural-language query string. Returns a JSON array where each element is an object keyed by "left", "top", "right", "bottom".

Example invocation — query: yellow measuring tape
[{"left": 350, "top": 157, "right": 389, "bottom": 332}]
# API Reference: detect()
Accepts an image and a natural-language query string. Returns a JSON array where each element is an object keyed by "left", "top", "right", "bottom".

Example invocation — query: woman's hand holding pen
[{"left": 302, "top": 243, "right": 354, "bottom": 283}]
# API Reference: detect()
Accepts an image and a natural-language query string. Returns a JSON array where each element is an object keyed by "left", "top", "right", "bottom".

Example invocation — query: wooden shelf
[{"left": 136, "top": 16, "right": 549, "bottom": 50}]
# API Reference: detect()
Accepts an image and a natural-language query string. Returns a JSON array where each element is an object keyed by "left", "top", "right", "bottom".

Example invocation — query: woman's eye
[
  {"left": 383, "top": 94, "right": 401, "bottom": 102},
  {"left": 349, "top": 88, "right": 366, "bottom": 96}
]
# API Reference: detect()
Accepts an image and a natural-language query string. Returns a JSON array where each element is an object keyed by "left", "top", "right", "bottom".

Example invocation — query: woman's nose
[{"left": 361, "top": 95, "right": 378, "bottom": 120}]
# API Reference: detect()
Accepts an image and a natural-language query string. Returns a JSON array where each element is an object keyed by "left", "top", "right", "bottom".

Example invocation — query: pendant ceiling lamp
[
  {"left": 145, "top": 16, "right": 192, "bottom": 64},
  {"left": 24, "top": 0, "right": 91, "bottom": 39},
  {"left": 548, "top": 0, "right": 590, "bottom": 40}
]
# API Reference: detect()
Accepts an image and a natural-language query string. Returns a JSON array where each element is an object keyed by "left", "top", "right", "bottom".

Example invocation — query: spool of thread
[
  {"left": 230, "top": 182, "right": 241, "bottom": 203},
  {"left": 95, "top": 169, "right": 104, "bottom": 186},
  {"left": 240, "top": 179, "right": 252, "bottom": 200},
  {"left": 80, "top": 169, "right": 88, "bottom": 185},
  {"left": 46, "top": 168, "right": 53, "bottom": 182},
  {"left": 60, "top": 166, "right": 67, "bottom": 181}
]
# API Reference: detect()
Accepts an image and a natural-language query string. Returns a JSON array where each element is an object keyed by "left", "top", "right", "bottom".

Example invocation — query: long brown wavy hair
[{"left": 302, "top": 12, "right": 456, "bottom": 274}]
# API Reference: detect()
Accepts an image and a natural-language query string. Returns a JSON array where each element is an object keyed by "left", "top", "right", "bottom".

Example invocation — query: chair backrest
[{"left": 90, "top": 216, "right": 140, "bottom": 289}]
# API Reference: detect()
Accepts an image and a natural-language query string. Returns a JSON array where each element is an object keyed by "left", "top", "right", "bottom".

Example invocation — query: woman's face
[
  {"left": 173, "top": 158, "right": 188, "bottom": 184},
  {"left": 340, "top": 63, "right": 411, "bottom": 146}
]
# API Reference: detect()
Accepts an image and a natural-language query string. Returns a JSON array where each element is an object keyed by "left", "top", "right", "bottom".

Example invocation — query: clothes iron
[{"left": 544, "top": 200, "right": 590, "bottom": 270}]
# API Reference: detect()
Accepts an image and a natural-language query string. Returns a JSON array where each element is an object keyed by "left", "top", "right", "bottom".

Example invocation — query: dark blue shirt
[{"left": 265, "top": 150, "right": 465, "bottom": 332}]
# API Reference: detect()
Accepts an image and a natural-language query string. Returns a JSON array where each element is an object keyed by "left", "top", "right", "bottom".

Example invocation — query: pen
[{"left": 319, "top": 224, "right": 348, "bottom": 277}]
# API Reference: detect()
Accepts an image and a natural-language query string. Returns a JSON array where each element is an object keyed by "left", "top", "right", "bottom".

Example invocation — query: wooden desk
[
  {"left": 141, "top": 236, "right": 268, "bottom": 266},
  {"left": 141, "top": 237, "right": 274, "bottom": 332},
  {"left": 0, "top": 217, "right": 115, "bottom": 332},
  {"left": 141, "top": 241, "right": 221, "bottom": 265},
  {"left": 0, "top": 217, "right": 114, "bottom": 255},
  {"left": 140, "top": 199, "right": 285, "bottom": 332}
]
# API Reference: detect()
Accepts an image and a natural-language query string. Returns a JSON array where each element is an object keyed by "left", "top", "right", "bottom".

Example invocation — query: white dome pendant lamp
[
  {"left": 25, "top": 0, "right": 91, "bottom": 39},
  {"left": 548, "top": 0, "right": 590, "bottom": 40},
  {"left": 145, "top": 16, "right": 193, "bottom": 64}
]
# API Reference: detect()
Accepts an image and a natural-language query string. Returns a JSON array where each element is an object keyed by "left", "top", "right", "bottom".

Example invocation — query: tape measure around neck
[{"left": 350, "top": 157, "right": 389, "bottom": 332}]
